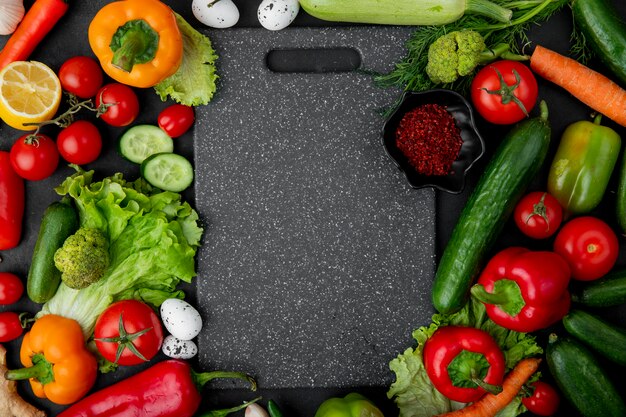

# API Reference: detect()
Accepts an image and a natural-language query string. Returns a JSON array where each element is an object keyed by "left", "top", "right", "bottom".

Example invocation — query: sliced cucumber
[
  {"left": 141, "top": 153, "right": 194, "bottom": 192},
  {"left": 118, "top": 124, "right": 174, "bottom": 164}
]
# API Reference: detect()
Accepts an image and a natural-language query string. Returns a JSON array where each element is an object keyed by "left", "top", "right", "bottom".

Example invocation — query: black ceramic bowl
[{"left": 382, "top": 89, "right": 485, "bottom": 194}]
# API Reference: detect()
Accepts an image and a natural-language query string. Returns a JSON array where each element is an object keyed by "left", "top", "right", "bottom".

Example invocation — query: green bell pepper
[
  {"left": 314, "top": 393, "right": 384, "bottom": 417},
  {"left": 547, "top": 114, "right": 621, "bottom": 214}
]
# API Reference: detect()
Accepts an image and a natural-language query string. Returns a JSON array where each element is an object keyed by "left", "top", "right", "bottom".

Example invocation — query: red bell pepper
[
  {"left": 423, "top": 325, "right": 506, "bottom": 403},
  {"left": 471, "top": 247, "right": 571, "bottom": 333},
  {"left": 0, "top": 151, "right": 25, "bottom": 250},
  {"left": 57, "top": 359, "right": 256, "bottom": 417}
]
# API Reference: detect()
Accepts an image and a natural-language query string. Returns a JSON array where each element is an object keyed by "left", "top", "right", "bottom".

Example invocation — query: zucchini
[
  {"left": 432, "top": 102, "right": 551, "bottom": 314},
  {"left": 27, "top": 199, "right": 79, "bottom": 303},
  {"left": 298, "top": 0, "right": 513, "bottom": 25},
  {"left": 570, "top": 269, "right": 626, "bottom": 307},
  {"left": 546, "top": 333, "right": 626, "bottom": 417},
  {"left": 572, "top": 0, "right": 626, "bottom": 86},
  {"left": 563, "top": 309, "right": 626, "bottom": 366}
]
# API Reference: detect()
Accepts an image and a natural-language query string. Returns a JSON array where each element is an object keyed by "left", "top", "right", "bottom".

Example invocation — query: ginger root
[{"left": 0, "top": 344, "right": 46, "bottom": 417}]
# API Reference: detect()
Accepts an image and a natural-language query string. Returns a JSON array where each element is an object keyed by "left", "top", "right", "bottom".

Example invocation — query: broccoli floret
[
  {"left": 54, "top": 228, "right": 110, "bottom": 289},
  {"left": 426, "top": 30, "right": 486, "bottom": 84}
]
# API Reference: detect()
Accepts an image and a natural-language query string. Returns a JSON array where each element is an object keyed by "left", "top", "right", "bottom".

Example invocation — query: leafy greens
[
  {"left": 154, "top": 12, "right": 219, "bottom": 106},
  {"left": 388, "top": 299, "right": 543, "bottom": 417},
  {"left": 39, "top": 169, "right": 203, "bottom": 338}
]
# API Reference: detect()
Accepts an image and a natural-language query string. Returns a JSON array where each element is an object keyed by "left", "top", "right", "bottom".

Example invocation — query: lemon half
[{"left": 0, "top": 61, "right": 62, "bottom": 131}]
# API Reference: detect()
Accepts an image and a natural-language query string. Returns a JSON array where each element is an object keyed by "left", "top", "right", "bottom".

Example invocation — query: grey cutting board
[{"left": 193, "top": 26, "right": 436, "bottom": 389}]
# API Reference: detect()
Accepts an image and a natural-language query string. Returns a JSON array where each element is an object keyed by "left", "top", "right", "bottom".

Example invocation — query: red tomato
[
  {"left": 0, "top": 272, "right": 23, "bottom": 305},
  {"left": 10, "top": 134, "right": 59, "bottom": 181},
  {"left": 158, "top": 104, "right": 195, "bottom": 138},
  {"left": 0, "top": 311, "right": 24, "bottom": 342},
  {"left": 522, "top": 381, "right": 560, "bottom": 416},
  {"left": 95, "top": 83, "right": 140, "bottom": 127},
  {"left": 57, "top": 120, "right": 102, "bottom": 165},
  {"left": 471, "top": 60, "right": 538, "bottom": 125},
  {"left": 513, "top": 191, "right": 563, "bottom": 239},
  {"left": 553, "top": 216, "right": 619, "bottom": 281},
  {"left": 94, "top": 300, "right": 164, "bottom": 366},
  {"left": 58, "top": 56, "right": 104, "bottom": 99}
]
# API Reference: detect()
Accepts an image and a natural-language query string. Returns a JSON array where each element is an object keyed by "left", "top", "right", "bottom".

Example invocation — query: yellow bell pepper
[
  {"left": 88, "top": 0, "right": 183, "bottom": 88},
  {"left": 5, "top": 314, "right": 97, "bottom": 405}
]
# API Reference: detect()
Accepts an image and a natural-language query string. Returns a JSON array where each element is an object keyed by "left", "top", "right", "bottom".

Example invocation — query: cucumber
[
  {"left": 572, "top": 0, "right": 626, "bottom": 86},
  {"left": 570, "top": 269, "right": 626, "bottom": 307},
  {"left": 118, "top": 124, "right": 174, "bottom": 164},
  {"left": 546, "top": 333, "right": 626, "bottom": 417},
  {"left": 563, "top": 309, "right": 626, "bottom": 366},
  {"left": 616, "top": 149, "right": 626, "bottom": 233},
  {"left": 298, "top": 0, "right": 513, "bottom": 25},
  {"left": 27, "top": 199, "right": 79, "bottom": 303},
  {"left": 432, "top": 102, "right": 551, "bottom": 314},
  {"left": 141, "top": 152, "right": 194, "bottom": 192}
]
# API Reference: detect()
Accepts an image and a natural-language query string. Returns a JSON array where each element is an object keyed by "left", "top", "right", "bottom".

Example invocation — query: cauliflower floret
[
  {"left": 54, "top": 227, "right": 110, "bottom": 289},
  {"left": 426, "top": 30, "right": 486, "bottom": 84}
]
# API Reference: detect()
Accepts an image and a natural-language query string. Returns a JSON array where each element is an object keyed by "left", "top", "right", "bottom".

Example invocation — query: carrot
[
  {"left": 435, "top": 357, "right": 542, "bottom": 417},
  {"left": 530, "top": 45, "right": 626, "bottom": 127},
  {"left": 0, "top": 0, "right": 69, "bottom": 71}
]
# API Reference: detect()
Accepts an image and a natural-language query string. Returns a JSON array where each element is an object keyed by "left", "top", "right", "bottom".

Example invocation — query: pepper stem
[
  {"left": 110, "top": 19, "right": 159, "bottom": 73},
  {"left": 471, "top": 280, "right": 526, "bottom": 317},
  {"left": 191, "top": 369, "right": 257, "bottom": 392},
  {"left": 5, "top": 353, "right": 54, "bottom": 385},
  {"left": 471, "top": 369, "right": 504, "bottom": 395}
]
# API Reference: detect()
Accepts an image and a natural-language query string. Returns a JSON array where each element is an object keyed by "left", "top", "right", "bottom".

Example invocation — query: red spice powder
[{"left": 395, "top": 103, "right": 463, "bottom": 176}]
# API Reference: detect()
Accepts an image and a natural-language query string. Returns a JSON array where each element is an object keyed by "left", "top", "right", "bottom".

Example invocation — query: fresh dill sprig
[{"left": 374, "top": 0, "right": 569, "bottom": 94}]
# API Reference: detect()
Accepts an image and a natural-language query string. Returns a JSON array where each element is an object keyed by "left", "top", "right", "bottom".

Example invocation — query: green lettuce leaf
[
  {"left": 154, "top": 12, "right": 219, "bottom": 106},
  {"left": 38, "top": 169, "right": 203, "bottom": 338},
  {"left": 388, "top": 299, "right": 543, "bottom": 417}
]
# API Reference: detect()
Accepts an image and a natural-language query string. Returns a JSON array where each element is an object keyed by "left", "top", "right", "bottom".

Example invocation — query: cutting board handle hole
[{"left": 266, "top": 47, "right": 361, "bottom": 73}]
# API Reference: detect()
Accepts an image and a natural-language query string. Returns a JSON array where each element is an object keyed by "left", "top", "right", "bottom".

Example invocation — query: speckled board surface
[{"left": 193, "top": 26, "right": 436, "bottom": 389}]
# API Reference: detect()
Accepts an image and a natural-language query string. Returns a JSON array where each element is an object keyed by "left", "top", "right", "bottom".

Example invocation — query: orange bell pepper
[
  {"left": 88, "top": 0, "right": 183, "bottom": 88},
  {"left": 5, "top": 314, "right": 97, "bottom": 405}
]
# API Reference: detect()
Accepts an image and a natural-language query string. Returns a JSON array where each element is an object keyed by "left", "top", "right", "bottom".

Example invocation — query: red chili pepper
[
  {"left": 57, "top": 359, "right": 256, "bottom": 417},
  {"left": 423, "top": 325, "right": 506, "bottom": 403},
  {"left": 471, "top": 247, "right": 571, "bottom": 333},
  {"left": 0, "top": 151, "right": 25, "bottom": 250},
  {"left": 0, "top": 0, "right": 69, "bottom": 70}
]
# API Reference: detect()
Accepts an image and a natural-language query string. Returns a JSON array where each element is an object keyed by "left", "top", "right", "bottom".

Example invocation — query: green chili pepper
[
  {"left": 547, "top": 114, "right": 621, "bottom": 214},
  {"left": 313, "top": 393, "right": 384, "bottom": 417}
]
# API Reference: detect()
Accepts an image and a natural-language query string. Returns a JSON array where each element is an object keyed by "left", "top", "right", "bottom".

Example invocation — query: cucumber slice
[
  {"left": 141, "top": 153, "right": 194, "bottom": 192},
  {"left": 118, "top": 124, "right": 174, "bottom": 164}
]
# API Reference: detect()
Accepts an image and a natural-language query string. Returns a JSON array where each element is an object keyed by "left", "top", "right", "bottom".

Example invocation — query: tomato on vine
[
  {"left": 471, "top": 60, "right": 538, "bottom": 125},
  {"left": 94, "top": 300, "right": 164, "bottom": 366},
  {"left": 57, "top": 120, "right": 102, "bottom": 165},
  {"left": 10, "top": 134, "right": 59, "bottom": 181},
  {"left": 95, "top": 83, "right": 140, "bottom": 127},
  {"left": 58, "top": 56, "right": 104, "bottom": 99},
  {"left": 513, "top": 191, "right": 563, "bottom": 239}
]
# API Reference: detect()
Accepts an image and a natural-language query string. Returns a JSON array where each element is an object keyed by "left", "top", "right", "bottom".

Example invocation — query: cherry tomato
[
  {"left": 513, "top": 191, "right": 563, "bottom": 239},
  {"left": 57, "top": 120, "right": 102, "bottom": 165},
  {"left": 0, "top": 311, "right": 24, "bottom": 342},
  {"left": 10, "top": 134, "right": 59, "bottom": 181},
  {"left": 95, "top": 83, "right": 140, "bottom": 127},
  {"left": 522, "top": 381, "right": 560, "bottom": 416},
  {"left": 58, "top": 56, "right": 104, "bottom": 99},
  {"left": 471, "top": 60, "right": 538, "bottom": 125},
  {"left": 553, "top": 216, "right": 619, "bottom": 281},
  {"left": 0, "top": 272, "right": 24, "bottom": 305},
  {"left": 94, "top": 300, "right": 164, "bottom": 366},
  {"left": 158, "top": 104, "right": 195, "bottom": 138}
]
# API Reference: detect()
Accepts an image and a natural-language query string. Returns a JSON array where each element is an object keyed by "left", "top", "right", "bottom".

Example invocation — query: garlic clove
[
  {"left": 0, "top": 0, "right": 25, "bottom": 36},
  {"left": 245, "top": 403, "right": 270, "bottom": 417}
]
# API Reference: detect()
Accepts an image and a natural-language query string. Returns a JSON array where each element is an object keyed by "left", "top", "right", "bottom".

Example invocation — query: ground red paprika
[{"left": 395, "top": 103, "right": 463, "bottom": 176}]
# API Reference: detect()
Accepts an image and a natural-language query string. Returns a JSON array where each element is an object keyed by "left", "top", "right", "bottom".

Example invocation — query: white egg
[
  {"left": 192, "top": 0, "right": 240, "bottom": 29},
  {"left": 258, "top": 0, "right": 300, "bottom": 31},
  {"left": 162, "top": 335, "right": 198, "bottom": 360},
  {"left": 160, "top": 298, "right": 203, "bottom": 341}
]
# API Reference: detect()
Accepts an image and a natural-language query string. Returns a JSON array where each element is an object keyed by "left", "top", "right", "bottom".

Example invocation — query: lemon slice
[{"left": 0, "top": 61, "right": 62, "bottom": 131}]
